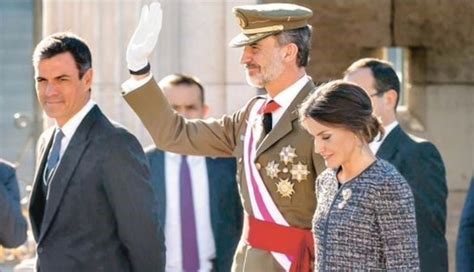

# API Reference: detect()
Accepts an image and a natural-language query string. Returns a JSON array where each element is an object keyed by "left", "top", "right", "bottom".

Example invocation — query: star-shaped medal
[
  {"left": 290, "top": 162, "right": 310, "bottom": 183},
  {"left": 265, "top": 160, "right": 281, "bottom": 179},
  {"left": 279, "top": 145, "right": 297, "bottom": 165},
  {"left": 276, "top": 178, "right": 295, "bottom": 198}
]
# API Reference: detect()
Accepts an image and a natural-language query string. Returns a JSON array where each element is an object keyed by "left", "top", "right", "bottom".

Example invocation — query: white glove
[{"left": 126, "top": 2, "right": 163, "bottom": 72}]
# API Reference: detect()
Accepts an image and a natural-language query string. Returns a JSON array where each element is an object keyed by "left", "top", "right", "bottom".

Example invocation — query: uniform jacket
[
  {"left": 0, "top": 159, "right": 27, "bottom": 248},
  {"left": 28, "top": 105, "right": 165, "bottom": 272},
  {"left": 124, "top": 78, "right": 325, "bottom": 271},
  {"left": 313, "top": 159, "right": 419, "bottom": 271},
  {"left": 145, "top": 147, "right": 242, "bottom": 272},
  {"left": 377, "top": 125, "right": 448, "bottom": 272}
]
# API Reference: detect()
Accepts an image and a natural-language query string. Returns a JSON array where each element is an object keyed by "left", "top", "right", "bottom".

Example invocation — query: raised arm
[
  {"left": 122, "top": 2, "right": 251, "bottom": 158},
  {"left": 126, "top": 2, "right": 162, "bottom": 80}
]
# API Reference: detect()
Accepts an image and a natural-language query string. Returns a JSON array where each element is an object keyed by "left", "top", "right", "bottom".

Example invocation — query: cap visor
[{"left": 228, "top": 32, "right": 275, "bottom": 47}]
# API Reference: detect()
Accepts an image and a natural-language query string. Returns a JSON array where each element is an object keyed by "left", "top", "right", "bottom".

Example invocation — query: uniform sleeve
[
  {"left": 101, "top": 132, "right": 165, "bottom": 272},
  {"left": 375, "top": 172, "right": 420, "bottom": 270},
  {"left": 0, "top": 164, "right": 28, "bottom": 248},
  {"left": 123, "top": 78, "right": 251, "bottom": 158}
]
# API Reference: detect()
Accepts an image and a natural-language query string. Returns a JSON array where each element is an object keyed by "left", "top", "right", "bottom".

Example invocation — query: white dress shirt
[
  {"left": 164, "top": 152, "right": 215, "bottom": 272},
  {"left": 268, "top": 75, "right": 309, "bottom": 129},
  {"left": 48, "top": 100, "right": 96, "bottom": 179},
  {"left": 369, "top": 121, "right": 399, "bottom": 155}
]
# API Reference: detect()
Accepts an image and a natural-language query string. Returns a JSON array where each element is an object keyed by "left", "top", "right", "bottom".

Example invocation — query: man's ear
[
  {"left": 202, "top": 104, "right": 210, "bottom": 118},
  {"left": 384, "top": 89, "right": 398, "bottom": 110},
  {"left": 283, "top": 43, "right": 298, "bottom": 63},
  {"left": 83, "top": 68, "right": 93, "bottom": 90}
]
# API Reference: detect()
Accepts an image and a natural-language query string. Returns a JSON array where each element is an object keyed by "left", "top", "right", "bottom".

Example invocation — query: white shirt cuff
[{"left": 121, "top": 73, "right": 154, "bottom": 95}]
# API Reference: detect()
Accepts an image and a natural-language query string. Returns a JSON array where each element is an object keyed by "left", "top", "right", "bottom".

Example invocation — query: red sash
[{"left": 246, "top": 216, "right": 315, "bottom": 272}]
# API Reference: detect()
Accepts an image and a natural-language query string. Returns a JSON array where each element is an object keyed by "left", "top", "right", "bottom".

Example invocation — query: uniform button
[
  {"left": 37, "top": 247, "right": 44, "bottom": 254},
  {"left": 238, "top": 158, "right": 242, "bottom": 163},
  {"left": 255, "top": 163, "right": 261, "bottom": 170}
]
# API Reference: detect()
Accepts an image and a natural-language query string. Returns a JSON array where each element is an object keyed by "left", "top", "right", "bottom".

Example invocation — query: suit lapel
[
  {"left": 38, "top": 106, "right": 100, "bottom": 243},
  {"left": 256, "top": 80, "right": 314, "bottom": 158},
  {"left": 377, "top": 125, "right": 403, "bottom": 161},
  {"left": 29, "top": 128, "right": 55, "bottom": 239}
]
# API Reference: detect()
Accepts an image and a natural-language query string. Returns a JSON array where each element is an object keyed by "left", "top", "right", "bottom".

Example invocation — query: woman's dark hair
[{"left": 299, "top": 80, "right": 384, "bottom": 143}]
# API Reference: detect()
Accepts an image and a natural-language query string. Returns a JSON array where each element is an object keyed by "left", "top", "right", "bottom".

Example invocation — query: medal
[
  {"left": 290, "top": 162, "right": 310, "bottom": 183},
  {"left": 279, "top": 145, "right": 297, "bottom": 165},
  {"left": 265, "top": 160, "right": 281, "bottom": 179},
  {"left": 276, "top": 178, "right": 295, "bottom": 198}
]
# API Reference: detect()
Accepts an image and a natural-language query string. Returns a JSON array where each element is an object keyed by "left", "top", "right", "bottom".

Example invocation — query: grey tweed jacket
[{"left": 313, "top": 159, "right": 420, "bottom": 271}]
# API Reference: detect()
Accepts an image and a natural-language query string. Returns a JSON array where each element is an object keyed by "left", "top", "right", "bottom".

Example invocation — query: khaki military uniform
[{"left": 124, "top": 78, "right": 324, "bottom": 271}]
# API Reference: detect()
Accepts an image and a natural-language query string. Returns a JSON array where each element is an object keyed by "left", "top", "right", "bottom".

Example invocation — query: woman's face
[{"left": 303, "top": 118, "right": 361, "bottom": 169}]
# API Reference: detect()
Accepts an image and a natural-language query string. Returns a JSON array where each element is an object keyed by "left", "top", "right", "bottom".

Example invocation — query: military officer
[{"left": 122, "top": 2, "right": 324, "bottom": 271}]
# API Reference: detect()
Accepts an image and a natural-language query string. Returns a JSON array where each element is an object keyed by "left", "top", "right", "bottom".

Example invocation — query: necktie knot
[{"left": 259, "top": 100, "right": 281, "bottom": 114}]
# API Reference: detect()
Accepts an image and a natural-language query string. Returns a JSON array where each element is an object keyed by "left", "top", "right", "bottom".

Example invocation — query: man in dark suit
[
  {"left": 0, "top": 158, "right": 27, "bottom": 248},
  {"left": 345, "top": 58, "right": 448, "bottom": 272},
  {"left": 145, "top": 74, "right": 242, "bottom": 271},
  {"left": 457, "top": 174, "right": 474, "bottom": 272},
  {"left": 29, "top": 32, "right": 165, "bottom": 271}
]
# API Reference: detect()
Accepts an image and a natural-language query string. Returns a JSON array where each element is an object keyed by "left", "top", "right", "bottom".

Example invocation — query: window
[{"left": 385, "top": 47, "right": 406, "bottom": 106}]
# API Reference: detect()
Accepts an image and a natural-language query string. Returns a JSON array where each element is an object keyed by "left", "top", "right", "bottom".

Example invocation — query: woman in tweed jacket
[{"left": 299, "top": 80, "right": 419, "bottom": 271}]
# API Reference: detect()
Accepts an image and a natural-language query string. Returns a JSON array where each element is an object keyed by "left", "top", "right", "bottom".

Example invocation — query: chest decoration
[
  {"left": 264, "top": 145, "right": 310, "bottom": 198},
  {"left": 337, "top": 188, "right": 352, "bottom": 209}
]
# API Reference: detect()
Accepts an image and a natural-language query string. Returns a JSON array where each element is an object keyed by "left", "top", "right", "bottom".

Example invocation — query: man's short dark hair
[
  {"left": 159, "top": 74, "right": 205, "bottom": 104},
  {"left": 33, "top": 32, "right": 92, "bottom": 79},
  {"left": 344, "top": 58, "right": 401, "bottom": 107},
  {"left": 275, "top": 25, "right": 312, "bottom": 67}
]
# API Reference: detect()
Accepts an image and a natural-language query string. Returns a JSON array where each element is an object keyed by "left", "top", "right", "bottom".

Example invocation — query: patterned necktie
[
  {"left": 260, "top": 100, "right": 281, "bottom": 135},
  {"left": 179, "top": 155, "right": 200, "bottom": 271},
  {"left": 44, "top": 129, "right": 64, "bottom": 186}
]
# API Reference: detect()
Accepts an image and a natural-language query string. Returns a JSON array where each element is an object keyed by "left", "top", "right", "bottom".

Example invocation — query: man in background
[
  {"left": 344, "top": 58, "right": 448, "bottom": 272},
  {"left": 146, "top": 74, "right": 242, "bottom": 272},
  {"left": 0, "top": 158, "right": 27, "bottom": 248}
]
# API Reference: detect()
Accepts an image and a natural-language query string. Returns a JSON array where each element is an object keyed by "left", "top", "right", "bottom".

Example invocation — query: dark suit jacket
[
  {"left": 0, "top": 159, "right": 27, "bottom": 248},
  {"left": 456, "top": 175, "right": 474, "bottom": 272},
  {"left": 145, "top": 147, "right": 243, "bottom": 272},
  {"left": 377, "top": 125, "right": 448, "bottom": 272},
  {"left": 28, "top": 105, "right": 165, "bottom": 272}
]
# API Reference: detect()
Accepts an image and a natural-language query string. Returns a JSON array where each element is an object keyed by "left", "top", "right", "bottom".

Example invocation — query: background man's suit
[
  {"left": 377, "top": 125, "right": 448, "bottom": 272},
  {"left": 0, "top": 159, "right": 27, "bottom": 248},
  {"left": 146, "top": 147, "right": 242, "bottom": 271},
  {"left": 456, "top": 174, "right": 474, "bottom": 272},
  {"left": 29, "top": 105, "right": 165, "bottom": 272}
]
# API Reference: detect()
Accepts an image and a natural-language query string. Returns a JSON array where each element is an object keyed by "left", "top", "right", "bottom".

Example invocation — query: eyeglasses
[{"left": 368, "top": 90, "right": 385, "bottom": 98}]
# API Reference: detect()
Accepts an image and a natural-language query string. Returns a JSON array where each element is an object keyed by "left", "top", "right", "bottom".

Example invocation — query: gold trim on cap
[{"left": 242, "top": 25, "right": 284, "bottom": 34}]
